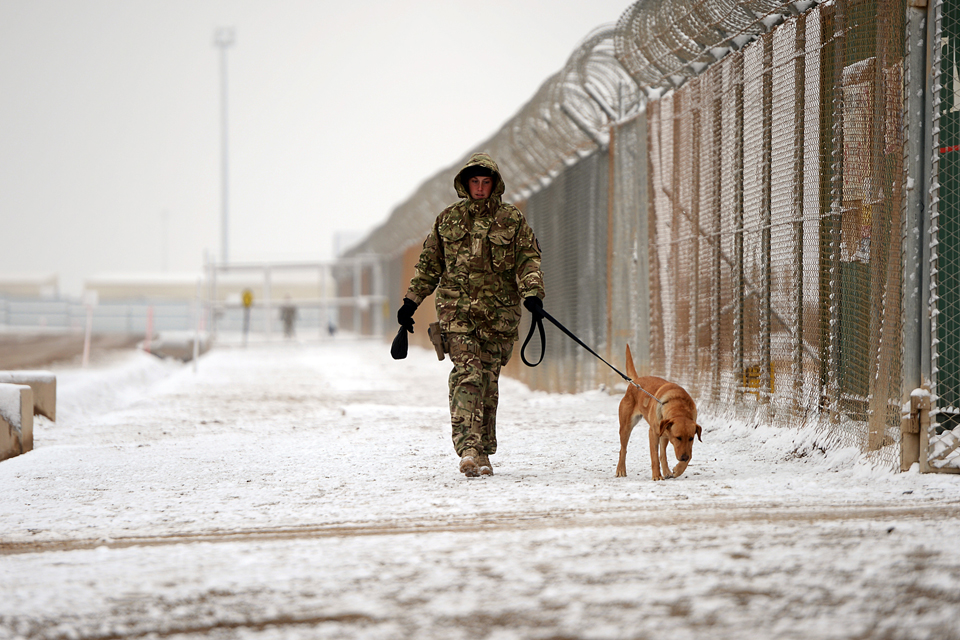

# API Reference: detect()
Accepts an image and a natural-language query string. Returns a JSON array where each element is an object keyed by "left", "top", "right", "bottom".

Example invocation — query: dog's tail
[{"left": 625, "top": 343, "right": 638, "bottom": 381}]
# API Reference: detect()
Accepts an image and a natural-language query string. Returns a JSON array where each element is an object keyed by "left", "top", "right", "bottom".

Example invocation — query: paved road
[{"left": 2, "top": 341, "right": 959, "bottom": 640}]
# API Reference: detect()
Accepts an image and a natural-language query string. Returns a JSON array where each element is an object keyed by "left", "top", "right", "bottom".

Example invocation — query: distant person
[
  {"left": 279, "top": 296, "right": 298, "bottom": 339},
  {"left": 396, "top": 153, "right": 544, "bottom": 477}
]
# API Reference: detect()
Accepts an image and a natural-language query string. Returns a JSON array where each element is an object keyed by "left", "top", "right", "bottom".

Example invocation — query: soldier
[
  {"left": 279, "top": 295, "right": 298, "bottom": 339},
  {"left": 397, "top": 152, "right": 544, "bottom": 477}
]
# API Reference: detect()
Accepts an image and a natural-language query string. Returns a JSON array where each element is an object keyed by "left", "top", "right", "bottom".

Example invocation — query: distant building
[
  {"left": 83, "top": 273, "right": 205, "bottom": 301},
  {"left": 83, "top": 270, "right": 335, "bottom": 303},
  {"left": 0, "top": 274, "right": 59, "bottom": 299}
]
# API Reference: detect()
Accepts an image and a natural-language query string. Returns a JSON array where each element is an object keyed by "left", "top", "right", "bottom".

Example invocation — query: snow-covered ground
[{"left": 2, "top": 339, "right": 960, "bottom": 640}]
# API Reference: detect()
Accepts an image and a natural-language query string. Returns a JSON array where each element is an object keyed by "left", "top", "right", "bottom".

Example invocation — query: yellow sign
[
  {"left": 743, "top": 363, "right": 775, "bottom": 395},
  {"left": 242, "top": 289, "right": 253, "bottom": 308}
]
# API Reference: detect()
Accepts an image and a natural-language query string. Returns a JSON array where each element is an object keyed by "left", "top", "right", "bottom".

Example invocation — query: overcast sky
[{"left": 0, "top": 0, "right": 632, "bottom": 295}]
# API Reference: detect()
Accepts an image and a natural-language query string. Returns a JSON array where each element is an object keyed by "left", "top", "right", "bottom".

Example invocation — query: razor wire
[
  {"left": 346, "top": 25, "right": 641, "bottom": 261},
  {"left": 613, "top": 0, "right": 817, "bottom": 93},
  {"left": 349, "top": 0, "right": 833, "bottom": 265}
]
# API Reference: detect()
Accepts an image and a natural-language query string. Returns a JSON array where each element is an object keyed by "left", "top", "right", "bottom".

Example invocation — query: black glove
[
  {"left": 397, "top": 298, "right": 418, "bottom": 333},
  {"left": 523, "top": 296, "right": 543, "bottom": 318}
]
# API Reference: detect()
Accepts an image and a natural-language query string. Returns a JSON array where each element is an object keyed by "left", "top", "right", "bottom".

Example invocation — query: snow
[
  {"left": 760, "top": 13, "right": 785, "bottom": 30},
  {"left": 0, "top": 384, "right": 26, "bottom": 431},
  {"left": 0, "top": 371, "right": 56, "bottom": 385},
  {"left": 2, "top": 340, "right": 960, "bottom": 639}
]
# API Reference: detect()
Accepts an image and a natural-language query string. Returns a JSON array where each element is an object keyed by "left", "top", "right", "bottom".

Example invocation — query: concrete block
[
  {"left": 0, "top": 370, "right": 56, "bottom": 421},
  {"left": 141, "top": 332, "right": 211, "bottom": 362},
  {"left": 0, "top": 383, "right": 34, "bottom": 462}
]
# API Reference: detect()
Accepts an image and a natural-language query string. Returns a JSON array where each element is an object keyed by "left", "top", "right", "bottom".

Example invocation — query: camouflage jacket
[{"left": 405, "top": 153, "right": 544, "bottom": 341}]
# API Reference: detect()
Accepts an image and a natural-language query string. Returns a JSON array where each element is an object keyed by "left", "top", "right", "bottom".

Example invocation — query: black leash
[{"left": 521, "top": 307, "right": 664, "bottom": 406}]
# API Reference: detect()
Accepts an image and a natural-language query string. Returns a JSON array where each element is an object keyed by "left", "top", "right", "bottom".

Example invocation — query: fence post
[
  {"left": 901, "top": 2, "right": 929, "bottom": 469},
  {"left": 636, "top": 112, "right": 652, "bottom": 377},
  {"left": 711, "top": 75, "right": 723, "bottom": 404},
  {"left": 922, "top": 0, "right": 943, "bottom": 469},
  {"left": 733, "top": 53, "right": 745, "bottom": 403},
  {"left": 760, "top": 34, "right": 774, "bottom": 406},
  {"left": 606, "top": 124, "right": 616, "bottom": 384},
  {"left": 826, "top": 1, "right": 845, "bottom": 425},
  {"left": 353, "top": 259, "right": 362, "bottom": 335},
  {"left": 793, "top": 15, "right": 807, "bottom": 419},
  {"left": 691, "top": 82, "right": 702, "bottom": 396},
  {"left": 672, "top": 92, "right": 683, "bottom": 381},
  {"left": 372, "top": 256, "right": 384, "bottom": 337},
  {"left": 209, "top": 257, "right": 219, "bottom": 339},
  {"left": 264, "top": 265, "right": 272, "bottom": 338},
  {"left": 647, "top": 102, "right": 666, "bottom": 374}
]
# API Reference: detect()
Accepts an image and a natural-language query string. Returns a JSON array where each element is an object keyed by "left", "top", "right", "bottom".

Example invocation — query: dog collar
[{"left": 655, "top": 395, "right": 674, "bottom": 424}]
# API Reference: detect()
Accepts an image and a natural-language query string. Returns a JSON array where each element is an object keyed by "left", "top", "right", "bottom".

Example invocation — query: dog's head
[{"left": 658, "top": 418, "right": 702, "bottom": 462}]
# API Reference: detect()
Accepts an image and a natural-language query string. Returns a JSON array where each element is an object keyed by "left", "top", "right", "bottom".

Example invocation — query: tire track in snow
[{"left": 3, "top": 502, "right": 958, "bottom": 556}]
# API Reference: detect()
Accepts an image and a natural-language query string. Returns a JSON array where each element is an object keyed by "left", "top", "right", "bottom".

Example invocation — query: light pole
[
  {"left": 214, "top": 27, "right": 235, "bottom": 264},
  {"left": 160, "top": 209, "right": 168, "bottom": 271}
]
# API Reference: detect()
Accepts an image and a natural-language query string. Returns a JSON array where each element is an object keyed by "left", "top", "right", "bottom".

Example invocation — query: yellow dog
[{"left": 616, "top": 345, "right": 702, "bottom": 480}]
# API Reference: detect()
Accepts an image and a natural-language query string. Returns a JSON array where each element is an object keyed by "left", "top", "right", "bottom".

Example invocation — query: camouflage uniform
[{"left": 405, "top": 153, "right": 544, "bottom": 458}]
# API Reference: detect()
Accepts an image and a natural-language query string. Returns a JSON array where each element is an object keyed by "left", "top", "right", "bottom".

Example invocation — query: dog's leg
[
  {"left": 659, "top": 436, "right": 673, "bottom": 479},
  {"left": 616, "top": 428, "right": 630, "bottom": 477},
  {"left": 616, "top": 407, "right": 638, "bottom": 477},
  {"left": 649, "top": 426, "right": 663, "bottom": 481},
  {"left": 672, "top": 460, "right": 689, "bottom": 478}
]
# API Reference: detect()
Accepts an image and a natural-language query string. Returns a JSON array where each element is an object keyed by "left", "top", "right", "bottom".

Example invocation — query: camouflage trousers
[{"left": 447, "top": 333, "right": 514, "bottom": 457}]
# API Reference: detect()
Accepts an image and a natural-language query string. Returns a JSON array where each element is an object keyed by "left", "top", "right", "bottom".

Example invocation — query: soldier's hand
[
  {"left": 523, "top": 296, "right": 544, "bottom": 318},
  {"left": 397, "top": 298, "right": 418, "bottom": 333}
]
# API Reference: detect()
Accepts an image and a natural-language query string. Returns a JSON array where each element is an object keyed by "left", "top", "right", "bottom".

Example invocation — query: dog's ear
[
  {"left": 658, "top": 419, "right": 673, "bottom": 436},
  {"left": 695, "top": 424, "right": 702, "bottom": 442}
]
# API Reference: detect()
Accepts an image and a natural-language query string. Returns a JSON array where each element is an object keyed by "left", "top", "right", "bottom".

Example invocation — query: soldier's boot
[
  {"left": 459, "top": 448, "right": 480, "bottom": 477},
  {"left": 477, "top": 453, "right": 493, "bottom": 476}
]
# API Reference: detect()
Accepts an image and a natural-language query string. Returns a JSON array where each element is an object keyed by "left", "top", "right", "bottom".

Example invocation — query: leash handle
[{"left": 520, "top": 312, "right": 546, "bottom": 366}]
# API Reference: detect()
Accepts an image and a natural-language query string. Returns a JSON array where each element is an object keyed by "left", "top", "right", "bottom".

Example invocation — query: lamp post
[
  {"left": 160, "top": 209, "right": 168, "bottom": 271},
  {"left": 214, "top": 27, "right": 235, "bottom": 264}
]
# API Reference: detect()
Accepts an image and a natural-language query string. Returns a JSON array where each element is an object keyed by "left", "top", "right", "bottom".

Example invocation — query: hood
[{"left": 453, "top": 152, "right": 505, "bottom": 200}]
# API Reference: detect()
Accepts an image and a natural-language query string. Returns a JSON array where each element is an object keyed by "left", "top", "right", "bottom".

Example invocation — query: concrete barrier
[
  {"left": 0, "top": 371, "right": 56, "bottom": 421},
  {"left": 140, "top": 332, "right": 211, "bottom": 362},
  {"left": 0, "top": 384, "right": 33, "bottom": 461}
]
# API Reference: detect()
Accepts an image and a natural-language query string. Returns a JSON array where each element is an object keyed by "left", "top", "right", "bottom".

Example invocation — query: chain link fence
[
  {"left": 643, "top": 0, "right": 905, "bottom": 469},
  {"left": 929, "top": 0, "right": 960, "bottom": 470},
  {"left": 512, "top": 150, "right": 610, "bottom": 392},
  {"left": 355, "top": 0, "right": 959, "bottom": 471}
]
